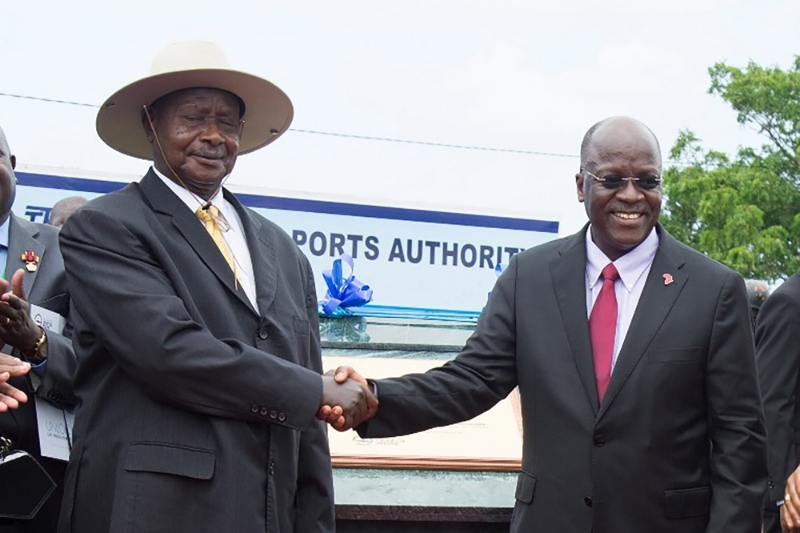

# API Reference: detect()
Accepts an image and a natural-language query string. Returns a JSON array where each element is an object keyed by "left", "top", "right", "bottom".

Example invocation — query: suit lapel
[
  {"left": 552, "top": 227, "right": 600, "bottom": 415},
  {"left": 6, "top": 214, "right": 44, "bottom": 298},
  {"left": 224, "top": 190, "right": 277, "bottom": 315},
  {"left": 598, "top": 226, "right": 687, "bottom": 419},
  {"left": 138, "top": 171, "right": 256, "bottom": 315}
]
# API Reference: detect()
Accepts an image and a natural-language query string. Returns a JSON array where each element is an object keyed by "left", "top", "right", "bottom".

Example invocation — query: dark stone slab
[
  {"left": 333, "top": 468, "right": 516, "bottom": 508},
  {"left": 336, "top": 518, "right": 509, "bottom": 533},
  {"left": 336, "top": 504, "right": 512, "bottom": 522}
]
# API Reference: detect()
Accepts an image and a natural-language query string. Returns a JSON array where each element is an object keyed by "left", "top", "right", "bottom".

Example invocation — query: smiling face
[
  {"left": 144, "top": 87, "right": 243, "bottom": 200},
  {"left": 576, "top": 117, "right": 662, "bottom": 261}
]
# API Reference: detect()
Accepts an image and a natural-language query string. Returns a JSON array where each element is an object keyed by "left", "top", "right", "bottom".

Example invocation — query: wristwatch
[{"left": 24, "top": 327, "right": 47, "bottom": 361}]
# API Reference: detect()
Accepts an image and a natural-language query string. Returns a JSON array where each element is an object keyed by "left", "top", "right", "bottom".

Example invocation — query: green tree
[{"left": 662, "top": 57, "right": 800, "bottom": 281}]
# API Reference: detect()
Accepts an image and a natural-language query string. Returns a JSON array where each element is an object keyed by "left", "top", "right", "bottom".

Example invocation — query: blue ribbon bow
[{"left": 319, "top": 254, "right": 373, "bottom": 316}]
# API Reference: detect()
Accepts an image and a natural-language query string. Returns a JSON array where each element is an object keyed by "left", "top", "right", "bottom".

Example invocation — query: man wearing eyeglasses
[{"left": 322, "top": 116, "right": 767, "bottom": 532}]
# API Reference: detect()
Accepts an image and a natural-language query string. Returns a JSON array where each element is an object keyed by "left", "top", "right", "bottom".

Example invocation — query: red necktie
[{"left": 590, "top": 263, "right": 619, "bottom": 403}]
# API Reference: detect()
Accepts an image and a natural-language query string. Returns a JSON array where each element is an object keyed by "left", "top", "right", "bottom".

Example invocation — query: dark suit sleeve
[
  {"left": 25, "top": 251, "right": 78, "bottom": 406},
  {"left": 294, "top": 262, "right": 335, "bottom": 533},
  {"left": 34, "top": 326, "right": 78, "bottom": 406},
  {"left": 705, "top": 272, "right": 768, "bottom": 532},
  {"left": 359, "top": 254, "right": 520, "bottom": 438},
  {"left": 756, "top": 282, "right": 800, "bottom": 509},
  {"left": 59, "top": 206, "right": 323, "bottom": 430}
]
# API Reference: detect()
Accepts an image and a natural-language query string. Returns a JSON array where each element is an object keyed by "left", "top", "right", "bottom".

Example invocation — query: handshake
[{"left": 317, "top": 366, "right": 377, "bottom": 431}]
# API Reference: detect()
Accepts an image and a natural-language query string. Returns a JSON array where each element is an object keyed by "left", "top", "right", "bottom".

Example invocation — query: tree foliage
[{"left": 661, "top": 57, "right": 800, "bottom": 281}]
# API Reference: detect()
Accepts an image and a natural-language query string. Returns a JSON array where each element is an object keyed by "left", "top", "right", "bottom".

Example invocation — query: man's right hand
[
  {"left": 0, "top": 353, "right": 31, "bottom": 377},
  {"left": 783, "top": 464, "right": 800, "bottom": 531},
  {"left": 319, "top": 371, "right": 377, "bottom": 431},
  {"left": 0, "top": 367, "right": 28, "bottom": 412}
]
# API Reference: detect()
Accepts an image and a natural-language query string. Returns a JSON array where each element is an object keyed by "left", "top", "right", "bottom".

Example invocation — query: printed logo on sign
[
  {"left": 45, "top": 419, "right": 68, "bottom": 440},
  {"left": 34, "top": 313, "right": 56, "bottom": 332},
  {"left": 25, "top": 205, "right": 53, "bottom": 223}
]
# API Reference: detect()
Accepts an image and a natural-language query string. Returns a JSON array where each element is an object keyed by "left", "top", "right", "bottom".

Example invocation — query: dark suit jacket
[
  {"left": 57, "top": 170, "right": 333, "bottom": 533},
  {"left": 359, "top": 224, "right": 767, "bottom": 533},
  {"left": 755, "top": 271, "right": 800, "bottom": 532},
  {"left": 0, "top": 214, "right": 75, "bottom": 533}
]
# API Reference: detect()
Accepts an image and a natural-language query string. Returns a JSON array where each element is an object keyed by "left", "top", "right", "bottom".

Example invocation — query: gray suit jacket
[
  {"left": 0, "top": 214, "right": 75, "bottom": 533},
  {"left": 57, "top": 171, "right": 333, "bottom": 533},
  {"left": 359, "top": 224, "right": 767, "bottom": 533},
  {"left": 755, "top": 271, "right": 800, "bottom": 532}
]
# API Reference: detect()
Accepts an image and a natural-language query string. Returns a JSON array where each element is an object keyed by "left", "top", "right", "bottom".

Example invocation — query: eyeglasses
[{"left": 581, "top": 168, "right": 662, "bottom": 191}]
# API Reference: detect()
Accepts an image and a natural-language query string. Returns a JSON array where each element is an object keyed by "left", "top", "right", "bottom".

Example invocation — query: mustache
[{"left": 194, "top": 149, "right": 226, "bottom": 159}]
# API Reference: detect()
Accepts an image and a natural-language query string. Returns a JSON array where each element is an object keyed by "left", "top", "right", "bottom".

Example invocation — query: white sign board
[{"left": 15, "top": 171, "right": 559, "bottom": 313}]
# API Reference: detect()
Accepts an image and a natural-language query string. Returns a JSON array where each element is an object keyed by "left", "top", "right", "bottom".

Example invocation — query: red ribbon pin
[
  {"left": 22, "top": 251, "right": 39, "bottom": 272},
  {"left": 663, "top": 273, "right": 674, "bottom": 286}
]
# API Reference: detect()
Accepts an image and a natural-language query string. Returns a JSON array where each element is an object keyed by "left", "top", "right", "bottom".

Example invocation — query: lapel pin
[
  {"left": 663, "top": 273, "right": 674, "bottom": 286},
  {"left": 22, "top": 251, "right": 40, "bottom": 272}
]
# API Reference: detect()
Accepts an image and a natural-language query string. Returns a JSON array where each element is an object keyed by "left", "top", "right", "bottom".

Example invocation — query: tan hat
[{"left": 96, "top": 40, "right": 293, "bottom": 160}]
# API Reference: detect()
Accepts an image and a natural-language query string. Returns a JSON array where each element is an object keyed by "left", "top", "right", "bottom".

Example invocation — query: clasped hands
[
  {"left": 0, "top": 269, "right": 38, "bottom": 412},
  {"left": 317, "top": 366, "right": 376, "bottom": 431}
]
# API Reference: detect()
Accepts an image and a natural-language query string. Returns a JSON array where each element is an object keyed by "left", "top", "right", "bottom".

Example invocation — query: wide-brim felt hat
[{"left": 96, "top": 40, "right": 293, "bottom": 160}]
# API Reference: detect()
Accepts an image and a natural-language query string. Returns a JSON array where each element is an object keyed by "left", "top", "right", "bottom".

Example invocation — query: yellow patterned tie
[{"left": 196, "top": 205, "right": 236, "bottom": 275}]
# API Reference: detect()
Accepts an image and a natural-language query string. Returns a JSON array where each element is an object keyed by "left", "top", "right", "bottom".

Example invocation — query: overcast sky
[{"left": 2, "top": 1, "right": 797, "bottom": 235}]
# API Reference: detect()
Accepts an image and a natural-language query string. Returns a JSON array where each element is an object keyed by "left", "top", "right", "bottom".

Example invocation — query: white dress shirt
[
  {"left": 585, "top": 226, "right": 659, "bottom": 372},
  {"left": 153, "top": 167, "right": 258, "bottom": 310}
]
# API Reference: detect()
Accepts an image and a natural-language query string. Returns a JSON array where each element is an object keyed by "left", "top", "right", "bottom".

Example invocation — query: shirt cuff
[{"left": 30, "top": 358, "right": 47, "bottom": 375}]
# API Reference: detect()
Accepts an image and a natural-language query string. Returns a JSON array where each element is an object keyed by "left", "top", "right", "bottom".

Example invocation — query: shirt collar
[
  {"left": 0, "top": 215, "right": 11, "bottom": 249},
  {"left": 151, "top": 166, "right": 223, "bottom": 214},
  {"left": 585, "top": 226, "right": 659, "bottom": 292}
]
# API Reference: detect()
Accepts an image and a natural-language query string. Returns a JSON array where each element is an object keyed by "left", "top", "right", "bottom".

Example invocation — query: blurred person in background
[{"left": 47, "top": 197, "right": 87, "bottom": 229}]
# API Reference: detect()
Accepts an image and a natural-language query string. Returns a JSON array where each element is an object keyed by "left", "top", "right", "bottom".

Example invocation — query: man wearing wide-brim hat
[{"left": 57, "top": 41, "right": 376, "bottom": 533}]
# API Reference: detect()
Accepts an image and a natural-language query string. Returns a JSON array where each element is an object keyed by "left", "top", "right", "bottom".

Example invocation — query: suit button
[
  {"left": 594, "top": 434, "right": 605, "bottom": 447},
  {"left": 260, "top": 407, "right": 269, "bottom": 416},
  {"left": 251, "top": 404, "right": 260, "bottom": 413},
  {"left": 278, "top": 413, "right": 286, "bottom": 422},
  {"left": 269, "top": 410, "right": 278, "bottom": 420},
  {"left": 584, "top": 496, "right": 593, "bottom": 507},
  {"left": 258, "top": 327, "right": 269, "bottom": 340},
  {"left": 269, "top": 461, "right": 275, "bottom": 475}
]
